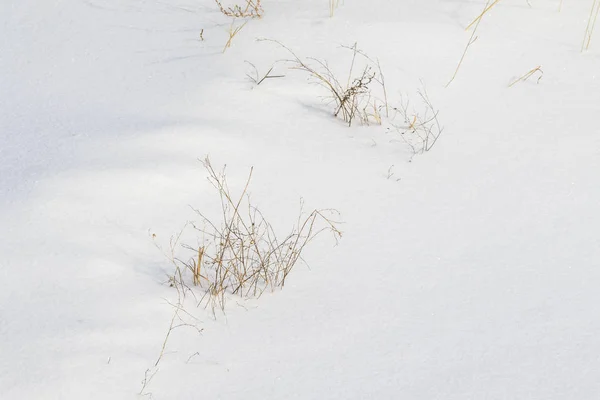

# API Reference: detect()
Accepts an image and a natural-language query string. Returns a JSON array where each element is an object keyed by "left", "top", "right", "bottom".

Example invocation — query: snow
[{"left": 1, "top": 0, "right": 599, "bottom": 398}]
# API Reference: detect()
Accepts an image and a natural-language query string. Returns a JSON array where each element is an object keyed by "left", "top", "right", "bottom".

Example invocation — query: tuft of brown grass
[
  {"left": 163, "top": 157, "right": 341, "bottom": 314},
  {"left": 260, "top": 39, "right": 388, "bottom": 126},
  {"left": 215, "top": 0, "right": 263, "bottom": 18}
]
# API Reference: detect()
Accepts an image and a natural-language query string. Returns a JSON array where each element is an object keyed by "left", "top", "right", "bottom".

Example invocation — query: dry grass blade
[
  {"left": 192, "top": 246, "right": 205, "bottom": 286},
  {"left": 466, "top": 0, "right": 502, "bottom": 31},
  {"left": 508, "top": 65, "right": 543, "bottom": 87},
  {"left": 582, "top": 0, "right": 600, "bottom": 51},
  {"left": 329, "top": 0, "right": 340, "bottom": 17},
  {"left": 245, "top": 61, "right": 285, "bottom": 85},
  {"left": 446, "top": 0, "right": 491, "bottom": 87},
  {"left": 223, "top": 20, "right": 248, "bottom": 53}
]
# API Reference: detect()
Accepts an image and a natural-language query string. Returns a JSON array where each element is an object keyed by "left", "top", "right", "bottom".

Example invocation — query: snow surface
[{"left": 1, "top": 0, "right": 600, "bottom": 399}]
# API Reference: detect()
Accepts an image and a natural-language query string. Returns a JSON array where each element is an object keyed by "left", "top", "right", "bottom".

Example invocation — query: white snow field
[{"left": 1, "top": 0, "right": 600, "bottom": 398}]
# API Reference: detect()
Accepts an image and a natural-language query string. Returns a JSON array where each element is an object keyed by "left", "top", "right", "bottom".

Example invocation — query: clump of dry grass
[
  {"left": 260, "top": 39, "right": 388, "bottom": 126},
  {"left": 390, "top": 86, "right": 443, "bottom": 156},
  {"left": 215, "top": 0, "right": 263, "bottom": 18},
  {"left": 163, "top": 157, "right": 342, "bottom": 314},
  {"left": 252, "top": 41, "right": 443, "bottom": 155}
]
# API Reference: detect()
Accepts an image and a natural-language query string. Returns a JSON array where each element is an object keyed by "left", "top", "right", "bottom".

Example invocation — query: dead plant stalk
[
  {"left": 582, "top": 0, "right": 600, "bottom": 51},
  {"left": 446, "top": 0, "right": 492, "bottom": 87},
  {"left": 215, "top": 0, "right": 263, "bottom": 18},
  {"left": 223, "top": 20, "right": 247, "bottom": 53},
  {"left": 508, "top": 65, "right": 543, "bottom": 87}
]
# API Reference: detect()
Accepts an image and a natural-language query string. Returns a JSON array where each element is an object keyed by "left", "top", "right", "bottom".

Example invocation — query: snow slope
[{"left": 1, "top": 0, "right": 599, "bottom": 398}]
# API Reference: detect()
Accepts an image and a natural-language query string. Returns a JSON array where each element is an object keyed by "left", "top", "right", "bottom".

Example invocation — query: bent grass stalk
[{"left": 508, "top": 65, "right": 543, "bottom": 87}]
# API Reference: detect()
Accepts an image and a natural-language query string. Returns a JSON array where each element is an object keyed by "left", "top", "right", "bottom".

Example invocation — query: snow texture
[{"left": 1, "top": 0, "right": 599, "bottom": 399}]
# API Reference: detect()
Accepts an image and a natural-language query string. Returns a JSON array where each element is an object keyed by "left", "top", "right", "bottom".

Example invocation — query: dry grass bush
[
  {"left": 390, "top": 87, "right": 443, "bottom": 155},
  {"left": 260, "top": 39, "right": 388, "bottom": 126},
  {"left": 215, "top": 0, "right": 263, "bottom": 18},
  {"left": 162, "top": 157, "right": 341, "bottom": 314},
  {"left": 254, "top": 40, "right": 444, "bottom": 155}
]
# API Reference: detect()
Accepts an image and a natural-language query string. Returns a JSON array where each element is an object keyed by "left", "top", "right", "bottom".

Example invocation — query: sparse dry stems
[
  {"left": 260, "top": 39, "right": 388, "bottom": 126},
  {"left": 446, "top": 0, "right": 496, "bottom": 87},
  {"left": 391, "top": 87, "right": 443, "bottom": 155},
  {"left": 215, "top": 0, "right": 263, "bottom": 18},
  {"left": 165, "top": 157, "right": 341, "bottom": 313},
  {"left": 143, "top": 234, "right": 205, "bottom": 395},
  {"left": 223, "top": 20, "right": 248, "bottom": 53},
  {"left": 245, "top": 61, "right": 285, "bottom": 85}
]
